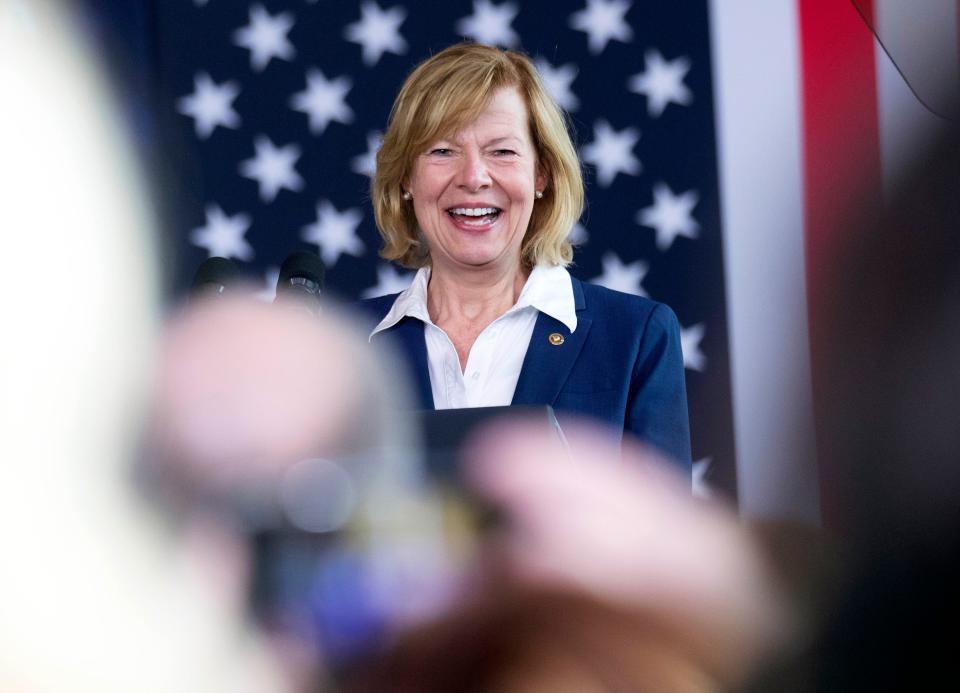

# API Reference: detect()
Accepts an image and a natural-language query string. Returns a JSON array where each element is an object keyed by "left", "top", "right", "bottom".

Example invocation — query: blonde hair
[{"left": 372, "top": 43, "right": 584, "bottom": 269}]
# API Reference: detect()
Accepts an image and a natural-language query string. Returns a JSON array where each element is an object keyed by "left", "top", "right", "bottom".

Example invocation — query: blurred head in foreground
[
  {"left": 0, "top": 5, "right": 438, "bottom": 677},
  {"left": 0, "top": 2, "right": 289, "bottom": 691},
  {"left": 817, "top": 128, "right": 960, "bottom": 546},
  {"left": 791, "top": 125, "right": 960, "bottom": 692},
  {"left": 0, "top": 3, "right": 438, "bottom": 690}
]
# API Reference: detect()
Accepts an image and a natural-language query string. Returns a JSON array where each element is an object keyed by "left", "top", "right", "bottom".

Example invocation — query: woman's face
[{"left": 405, "top": 86, "right": 546, "bottom": 277}]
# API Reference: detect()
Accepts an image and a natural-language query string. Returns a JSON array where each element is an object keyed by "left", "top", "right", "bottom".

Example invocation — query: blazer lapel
[
  {"left": 512, "top": 278, "right": 591, "bottom": 406},
  {"left": 381, "top": 317, "right": 434, "bottom": 409}
]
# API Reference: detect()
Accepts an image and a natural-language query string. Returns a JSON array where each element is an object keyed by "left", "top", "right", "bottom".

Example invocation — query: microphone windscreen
[
  {"left": 190, "top": 257, "right": 241, "bottom": 295},
  {"left": 278, "top": 251, "right": 326, "bottom": 291}
]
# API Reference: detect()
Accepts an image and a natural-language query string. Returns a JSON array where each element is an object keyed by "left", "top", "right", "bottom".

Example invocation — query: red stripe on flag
[
  {"left": 799, "top": 0, "right": 881, "bottom": 290},
  {"left": 798, "top": 0, "right": 882, "bottom": 527}
]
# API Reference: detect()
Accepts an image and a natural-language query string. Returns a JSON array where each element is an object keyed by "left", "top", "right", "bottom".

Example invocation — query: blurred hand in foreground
[
  {"left": 464, "top": 421, "right": 791, "bottom": 688},
  {"left": 151, "top": 294, "right": 365, "bottom": 484}
]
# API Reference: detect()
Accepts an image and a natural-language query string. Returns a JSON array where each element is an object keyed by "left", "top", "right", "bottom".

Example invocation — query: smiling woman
[
  {"left": 363, "top": 43, "right": 691, "bottom": 467},
  {"left": 374, "top": 43, "right": 581, "bottom": 271},
  {"left": 407, "top": 86, "right": 544, "bottom": 276}
]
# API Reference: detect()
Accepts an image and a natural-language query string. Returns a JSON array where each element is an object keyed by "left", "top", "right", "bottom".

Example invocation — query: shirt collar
[
  {"left": 514, "top": 264, "right": 578, "bottom": 333},
  {"left": 368, "top": 264, "right": 577, "bottom": 339}
]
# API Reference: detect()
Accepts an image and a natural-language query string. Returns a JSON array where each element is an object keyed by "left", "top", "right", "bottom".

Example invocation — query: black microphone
[
  {"left": 190, "top": 257, "right": 241, "bottom": 298},
  {"left": 275, "top": 251, "right": 325, "bottom": 313}
]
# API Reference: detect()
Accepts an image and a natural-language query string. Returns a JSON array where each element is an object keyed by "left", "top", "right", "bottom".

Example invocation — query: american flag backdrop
[
  {"left": 80, "top": 0, "right": 952, "bottom": 522},
  {"left": 142, "top": 0, "right": 737, "bottom": 501}
]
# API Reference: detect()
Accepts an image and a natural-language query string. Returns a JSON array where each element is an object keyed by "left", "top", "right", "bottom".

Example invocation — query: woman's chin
[{"left": 436, "top": 250, "right": 520, "bottom": 275}]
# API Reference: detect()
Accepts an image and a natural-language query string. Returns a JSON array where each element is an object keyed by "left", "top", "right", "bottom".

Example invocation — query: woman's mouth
[{"left": 447, "top": 206, "right": 502, "bottom": 227}]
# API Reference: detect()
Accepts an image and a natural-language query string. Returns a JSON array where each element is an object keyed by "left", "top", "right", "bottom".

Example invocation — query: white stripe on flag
[{"left": 709, "top": 0, "right": 819, "bottom": 524}]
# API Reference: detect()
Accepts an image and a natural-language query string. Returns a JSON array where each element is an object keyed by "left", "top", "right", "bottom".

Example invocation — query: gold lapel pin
[{"left": 548, "top": 332, "right": 565, "bottom": 346}]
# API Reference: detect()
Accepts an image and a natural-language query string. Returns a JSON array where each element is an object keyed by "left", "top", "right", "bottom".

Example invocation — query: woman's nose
[{"left": 457, "top": 149, "right": 491, "bottom": 191}]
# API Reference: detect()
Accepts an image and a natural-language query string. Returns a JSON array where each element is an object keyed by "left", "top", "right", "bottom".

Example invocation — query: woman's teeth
[
  {"left": 448, "top": 207, "right": 500, "bottom": 226},
  {"left": 449, "top": 207, "right": 499, "bottom": 216}
]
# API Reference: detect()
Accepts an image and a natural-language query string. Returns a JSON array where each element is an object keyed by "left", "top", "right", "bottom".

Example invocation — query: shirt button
[{"left": 471, "top": 372, "right": 480, "bottom": 380}]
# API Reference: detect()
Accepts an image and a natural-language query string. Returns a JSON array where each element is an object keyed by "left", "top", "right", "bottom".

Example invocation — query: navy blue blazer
[{"left": 360, "top": 277, "right": 691, "bottom": 470}]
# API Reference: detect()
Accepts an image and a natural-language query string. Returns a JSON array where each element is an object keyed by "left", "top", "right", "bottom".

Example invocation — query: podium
[{"left": 415, "top": 405, "right": 566, "bottom": 481}]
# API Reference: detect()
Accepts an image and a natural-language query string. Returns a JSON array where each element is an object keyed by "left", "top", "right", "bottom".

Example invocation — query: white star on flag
[
  {"left": 680, "top": 322, "right": 706, "bottom": 372},
  {"left": 692, "top": 457, "right": 712, "bottom": 499},
  {"left": 637, "top": 182, "right": 699, "bottom": 251},
  {"left": 456, "top": 0, "right": 519, "bottom": 48},
  {"left": 345, "top": 1, "right": 407, "bottom": 66},
  {"left": 190, "top": 204, "right": 254, "bottom": 260},
  {"left": 290, "top": 69, "right": 354, "bottom": 135},
  {"left": 177, "top": 72, "right": 240, "bottom": 140},
  {"left": 233, "top": 4, "right": 296, "bottom": 73},
  {"left": 582, "top": 120, "right": 641, "bottom": 187},
  {"left": 591, "top": 251, "right": 647, "bottom": 296},
  {"left": 628, "top": 49, "right": 693, "bottom": 118},
  {"left": 569, "top": 0, "right": 634, "bottom": 55},
  {"left": 256, "top": 265, "right": 281, "bottom": 302},
  {"left": 351, "top": 131, "right": 382, "bottom": 178},
  {"left": 301, "top": 200, "right": 365, "bottom": 267},
  {"left": 240, "top": 136, "right": 304, "bottom": 203},
  {"left": 535, "top": 58, "right": 580, "bottom": 112},
  {"left": 362, "top": 263, "right": 415, "bottom": 298}
]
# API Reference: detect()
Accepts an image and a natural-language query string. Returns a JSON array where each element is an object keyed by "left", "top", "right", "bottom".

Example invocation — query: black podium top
[{"left": 415, "top": 405, "right": 566, "bottom": 482}]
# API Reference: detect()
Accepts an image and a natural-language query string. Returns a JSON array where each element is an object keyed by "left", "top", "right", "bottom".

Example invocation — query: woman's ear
[
  {"left": 401, "top": 175, "right": 414, "bottom": 199},
  {"left": 535, "top": 168, "right": 548, "bottom": 196}
]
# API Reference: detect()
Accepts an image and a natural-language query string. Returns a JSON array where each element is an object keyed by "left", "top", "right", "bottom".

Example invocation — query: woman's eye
[
  {"left": 429, "top": 148, "right": 452, "bottom": 156},
  {"left": 493, "top": 149, "right": 517, "bottom": 157}
]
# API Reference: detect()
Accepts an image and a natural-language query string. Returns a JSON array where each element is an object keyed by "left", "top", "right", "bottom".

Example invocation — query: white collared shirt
[{"left": 370, "top": 264, "right": 578, "bottom": 409}]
